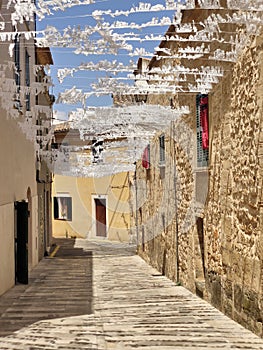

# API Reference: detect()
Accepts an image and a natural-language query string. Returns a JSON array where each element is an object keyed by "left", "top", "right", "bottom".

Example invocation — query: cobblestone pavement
[{"left": 0, "top": 238, "right": 263, "bottom": 349}]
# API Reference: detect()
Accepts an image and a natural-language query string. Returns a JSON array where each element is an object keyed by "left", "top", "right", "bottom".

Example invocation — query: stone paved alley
[{"left": 0, "top": 239, "right": 263, "bottom": 350}]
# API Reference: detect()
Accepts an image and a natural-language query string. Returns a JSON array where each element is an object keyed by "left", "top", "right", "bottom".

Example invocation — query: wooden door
[{"left": 95, "top": 198, "right": 107, "bottom": 237}]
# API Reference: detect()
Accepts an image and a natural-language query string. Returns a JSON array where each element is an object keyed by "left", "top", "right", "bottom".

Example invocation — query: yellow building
[
  {"left": 52, "top": 125, "right": 131, "bottom": 242},
  {"left": 52, "top": 173, "right": 130, "bottom": 241}
]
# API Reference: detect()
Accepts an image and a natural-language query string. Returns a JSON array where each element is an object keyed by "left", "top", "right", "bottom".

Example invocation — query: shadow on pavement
[{"left": 0, "top": 238, "right": 93, "bottom": 337}]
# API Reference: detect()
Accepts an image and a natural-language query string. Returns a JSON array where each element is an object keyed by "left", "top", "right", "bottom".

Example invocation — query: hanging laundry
[
  {"left": 142, "top": 145, "right": 150, "bottom": 169},
  {"left": 200, "top": 95, "right": 209, "bottom": 150}
]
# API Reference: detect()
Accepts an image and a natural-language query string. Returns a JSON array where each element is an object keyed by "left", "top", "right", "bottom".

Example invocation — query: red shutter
[
  {"left": 200, "top": 96, "right": 209, "bottom": 150},
  {"left": 142, "top": 145, "right": 150, "bottom": 169}
]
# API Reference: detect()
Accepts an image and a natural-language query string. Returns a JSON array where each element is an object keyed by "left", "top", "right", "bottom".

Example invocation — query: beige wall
[
  {"left": 0, "top": 106, "right": 39, "bottom": 295},
  {"left": 30, "top": 195, "right": 39, "bottom": 268},
  {"left": 0, "top": 112, "right": 38, "bottom": 203},
  {"left": 0, "top": 109, "right": 39, "bottom": 294},
  {"left": 0, "top": 204, "right": 15, "bottom": 295},
  {"left": 52, "top": 173, "right": 130, "bottom": 242},
  {"left": 0, "top": 0, "right": 42, "bottom": 295}
]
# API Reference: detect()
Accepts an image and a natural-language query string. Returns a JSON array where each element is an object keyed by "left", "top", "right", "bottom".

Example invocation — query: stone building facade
[{"left": 127, "top": 1, "right": 263, "bottom": 337}]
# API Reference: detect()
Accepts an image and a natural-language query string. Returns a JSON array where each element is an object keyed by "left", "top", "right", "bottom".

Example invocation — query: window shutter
[
  {"left": 159, "top": 135, "right": 165, "bottom": 164},
  {"left": 25, "top": 50, "right": 30, "bottom": 111},
  {"left": 67, "top": 197, "right": 72, "bottom": 221},
  {"left": 14, "top": 35, "right": 20, "bottom": 86},
  {"left": 142, "top": 144, "right": 150, "bottom": 169},
  {"left": 53, "top": 197, "right": 59, "bottom": 219},
  {"left": 196, "top": 94, "right": 209, "bottom": 167}
]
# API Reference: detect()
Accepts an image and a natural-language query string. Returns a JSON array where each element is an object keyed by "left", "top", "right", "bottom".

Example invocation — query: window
[
  {"left": 196, "top": 94, "right": 209, "bottom": 167},
  {"left": 13, "top": 34, "right": 22, "bottom": 111},
  {"left": 54, "top": 196, "right": 72, "bottom": 221},
  {"left": 91, "top": 139, "right": 103, "bottom": 163},
  {"left": 159, "top": 134, "right": 165, "bottom": 165},
  {"left": 25, "top": 49, "right": 30, "bottom": 111},
  {"left": 14, "top": 35, "right": 20, "bottom": 86}
]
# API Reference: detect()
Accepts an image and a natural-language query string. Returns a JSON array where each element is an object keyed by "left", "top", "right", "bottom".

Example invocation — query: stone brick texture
[{"left": 124, "top": 2, "right": 263, "bottom": 338}]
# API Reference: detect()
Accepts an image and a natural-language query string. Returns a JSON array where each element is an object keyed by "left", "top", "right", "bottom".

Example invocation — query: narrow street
[{"left": 0, "top": 239, "right": 263, "bottom": 350}]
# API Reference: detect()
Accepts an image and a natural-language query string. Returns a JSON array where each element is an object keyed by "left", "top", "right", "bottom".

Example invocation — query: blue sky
[{"left": 37, "top": 1, "right": 177, "bottom": 121}]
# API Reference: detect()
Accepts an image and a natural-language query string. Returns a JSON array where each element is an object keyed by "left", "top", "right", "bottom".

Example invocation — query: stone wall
[
  {"left": 135, "top": 97, "right": 199, "bottom": 290},
  {"left": 204, "top": 34, "right": 263, "bottom": 335},
  {"left": 133, "top": 7, "right": 263, "bottom": 339}
]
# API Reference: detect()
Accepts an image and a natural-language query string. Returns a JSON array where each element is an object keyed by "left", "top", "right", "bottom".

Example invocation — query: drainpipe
[
  {"left": 173, "top": 125, "right": 180, "bottom": 285},
  {"left": 174, "top": 164, "right": 179, "bottom": 284},
  {"left": 134, "top": 162, "right": 139, "bottom": 248},
  {"left": 36, "top": 156, "right": 52, "bottom": 257}
]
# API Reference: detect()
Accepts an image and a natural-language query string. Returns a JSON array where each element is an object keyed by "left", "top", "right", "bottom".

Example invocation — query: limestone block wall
[
  {"left": 134, "top": 28, "right": 263, "bottom": 340},
  {"left": 204, "top": 34, "right": 263, "bottom": 336},
  {"left": 135, "top": 98, "right": 200, "bottom": 291},
  {"left": 119, "top": 2, "right": 263, "bottom": 337}
]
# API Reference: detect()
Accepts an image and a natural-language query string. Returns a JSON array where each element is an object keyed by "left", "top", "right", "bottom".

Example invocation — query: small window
[
  {"left": 159, "top": 134, "right": 165, "bottom": 165},
  {"left": 54, "top": 196, "right": 72, "bottom": 221},
  {"left": 14, "top": 34, "right": 20, "bottom": 86},
  {"left": 25, "top": 49, "right": 30, "bottom": 111},
  {"left": 91, "top": 139, "right": 103, "bottom": 163}
]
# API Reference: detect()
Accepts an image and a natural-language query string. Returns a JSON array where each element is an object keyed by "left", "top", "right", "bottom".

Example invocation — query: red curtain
[
  {"left": 142, "top": 145, "right": 150, "bottom": 169},
  {"left": 200, "top": 96, "right": 209, "bottom": 150}
]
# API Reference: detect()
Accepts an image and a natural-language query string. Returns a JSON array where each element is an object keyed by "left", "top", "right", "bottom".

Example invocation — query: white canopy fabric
[
  {"left": 1, "top": 0, "right": 263, "bottom": 176},
  {"left": 49, "top": 104, "right": 189, "bottom": 177}
]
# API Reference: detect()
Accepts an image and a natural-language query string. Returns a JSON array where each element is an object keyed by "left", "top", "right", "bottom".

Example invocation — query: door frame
[{"left": 91, "top": 194, "right": 108, "bottom": 238}]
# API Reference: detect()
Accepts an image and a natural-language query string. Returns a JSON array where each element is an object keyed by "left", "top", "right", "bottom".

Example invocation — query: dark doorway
[
  {"left": 196, "top": 217, "right": 205, "bottom": 276},
  {"left": 45, "top": 190, "right": 50, "bottom": 249},
  {"left": 15, "top": 201, "right": 29, "bottom": 284},
  {"left": 95, "top": 198, "right": 107, "bottom": 237}
]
